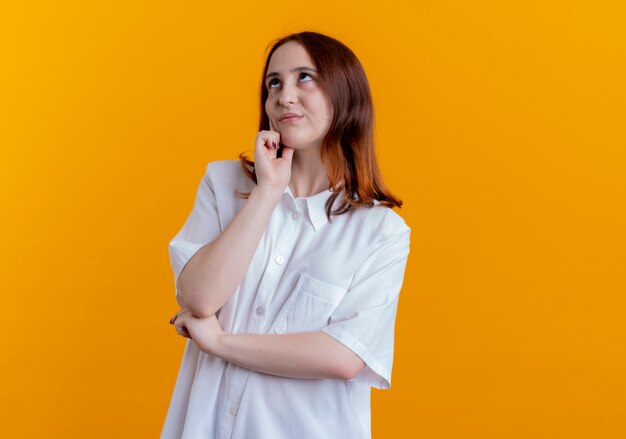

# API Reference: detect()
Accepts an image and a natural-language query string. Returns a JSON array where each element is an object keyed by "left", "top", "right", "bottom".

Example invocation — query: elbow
[
  {"left": 189, "top": 307, "right": 215, "bottom": 319},
  {"left": 177, "top": 286, "right": 221, "bottom": 319},
  {"left": 337, "top": 356, "right": 366, "bottom": 381},
  {"left": 176, "top": 265, "right": 225, "bottom": 318},
  {"left": 181, "top": 295, "right": 220, "bottom": 319},
  {"left": 322, "top": 332, "right": 366, "bottom": 380}
]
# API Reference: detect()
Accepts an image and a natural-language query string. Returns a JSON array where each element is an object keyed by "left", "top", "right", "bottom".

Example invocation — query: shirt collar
[{"left": 283, "top": 185, "right": 338, "bottom": 231}]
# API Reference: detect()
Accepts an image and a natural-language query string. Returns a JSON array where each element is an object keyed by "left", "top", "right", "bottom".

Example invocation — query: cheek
[
  {"left": 264, "top": 99, "right": 277, "bottom": 123},
  {"left": 320, "top": 95, "right": 334, "bottom": 122}
]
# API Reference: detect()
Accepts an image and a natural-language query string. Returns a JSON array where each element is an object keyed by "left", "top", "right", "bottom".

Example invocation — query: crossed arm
[
  {"left": 170, "top": 309, "right": 365, "bottom": 380},
  {"left": 171, "top": 174, "right": 365, "bottom": 380}
]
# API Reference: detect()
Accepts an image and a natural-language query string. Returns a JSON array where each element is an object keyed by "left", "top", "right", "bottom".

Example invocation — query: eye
[
  {"left": 268, "top": 78, "right": 280, "bottom": 89},
  {"left": 267, "top": 72, "right": 314, "bottom": 90}
]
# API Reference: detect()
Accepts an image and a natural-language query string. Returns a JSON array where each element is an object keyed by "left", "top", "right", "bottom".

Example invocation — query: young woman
[{"left": 163, "top": 31, "right": 411, "bottom": 439}]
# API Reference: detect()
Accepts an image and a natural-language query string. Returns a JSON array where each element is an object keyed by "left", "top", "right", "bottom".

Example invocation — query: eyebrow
[{"left": 265, "top": 66, "right": 318, "bottom": 81}]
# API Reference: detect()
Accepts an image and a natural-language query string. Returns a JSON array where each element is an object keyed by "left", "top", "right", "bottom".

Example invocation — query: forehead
[{"left": 268, "top": 41, "right": 316, "bottom": 71}]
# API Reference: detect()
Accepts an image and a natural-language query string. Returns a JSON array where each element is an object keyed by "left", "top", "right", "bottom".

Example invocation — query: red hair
[{"left": 239, "top": 31, "right": 402, "bottom": 219}]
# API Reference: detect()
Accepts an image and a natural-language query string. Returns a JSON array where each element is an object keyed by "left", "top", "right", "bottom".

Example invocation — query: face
[{"left": 264, "top": 41, "right": 334, "bottom": 151}]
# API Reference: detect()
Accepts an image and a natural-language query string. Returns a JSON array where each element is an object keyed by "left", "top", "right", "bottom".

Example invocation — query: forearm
[
  {"left": 210, "top": 331, "right": 365, "bottom": 380},
  {"left": 178, "top": 184, "right": 282, "bottom": 318}
]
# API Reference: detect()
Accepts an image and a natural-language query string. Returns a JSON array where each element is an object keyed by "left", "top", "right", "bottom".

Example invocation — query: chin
[
  {"left": 281, "top": 141, "right": 303, "bottom": 149},
  {"left": 280, "top": 136, "right": 321, "bottom": 150},
  {"left": 280, "top": 137, "right": 304, "bottom": 148}
]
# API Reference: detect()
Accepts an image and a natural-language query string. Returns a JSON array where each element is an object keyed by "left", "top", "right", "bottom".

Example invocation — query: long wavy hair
[{"left": 239, "top": 31, "right": 402, "bottom": 219}]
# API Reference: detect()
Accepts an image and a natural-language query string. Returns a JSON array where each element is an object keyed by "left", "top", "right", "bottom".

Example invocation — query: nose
[{"left": 277, "top": 80, "right": 298, "bottom": 106}]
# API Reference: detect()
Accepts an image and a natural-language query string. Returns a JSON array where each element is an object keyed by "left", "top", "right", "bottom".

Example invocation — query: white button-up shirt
[{"left": 162, "top": 160, "right": 411, "bottom": 439}]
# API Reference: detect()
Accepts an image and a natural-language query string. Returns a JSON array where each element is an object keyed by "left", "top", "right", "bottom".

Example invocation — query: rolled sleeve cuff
[
  {"left": 321, "top": 325, "right": 391, "bottom": 389},
  {"left": 169, "top": 240, "right": 206, "bottom": 297}
]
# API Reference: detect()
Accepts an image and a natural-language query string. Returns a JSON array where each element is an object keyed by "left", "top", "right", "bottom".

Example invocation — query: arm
[
  {"left": 178, "top": 127, "right": 294, "bottom": 318},
  {"left": 213, "top": 331, "right": 366, "bottom": 380},
  {"left": 171, "top": 310, "right": 365, "bottom": 380},
  {"left": 172, "top": 215, "right": 410, "bottom": 383},
  {"left": 177, "top": 184, "right": 282, "bottom": 318}
]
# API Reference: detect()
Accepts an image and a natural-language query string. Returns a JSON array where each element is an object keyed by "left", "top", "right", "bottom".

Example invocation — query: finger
[
  {"left": 174, "top": 318, "right": 190, "bottom": 335},
  {"left": 272, "top": 140, "right": 283, "bottom": 152},
  {"left": 255, "top": 130, "right": 280, "bottom": 154},
  {"left": 175, "top": 325, "right": 191, "bottom": 338},
  {"left": 170, "top": 309, "right": 187, "bottom": 324}
]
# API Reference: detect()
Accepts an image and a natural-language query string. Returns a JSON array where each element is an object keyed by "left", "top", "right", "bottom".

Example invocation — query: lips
[{"left": 279, "top": 113, "right": 303, "bottom": 121}]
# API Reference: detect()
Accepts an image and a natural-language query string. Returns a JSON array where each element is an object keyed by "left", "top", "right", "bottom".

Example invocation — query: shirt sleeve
[
  {"left": 321, "top": 217, "right": 411, "bottom": 389},
  {"left": 168, "top": 162, "right": 223, "bottom": 300}
]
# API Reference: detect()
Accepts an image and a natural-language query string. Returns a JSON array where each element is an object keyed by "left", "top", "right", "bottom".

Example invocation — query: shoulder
[
  {"left": 342, "top": 205, "right": 411, "bottom": 278},
  {"left": 342, "top": 204, "right": 411, "bottom": 256},
  {"left": 374, "top": 207, "right": 411, "bottom": 249},
  {"left": 349, "top": 203, "right": 410, "bottom": 236},
  {"left": 203, "top": 160, "right": 255, "bottom": 193},
  {"left": 379, "top": 205, "right": 410, "bottom": 232},
  {"left": 205, "top": 159, "right": 245, "bottom": 182}
]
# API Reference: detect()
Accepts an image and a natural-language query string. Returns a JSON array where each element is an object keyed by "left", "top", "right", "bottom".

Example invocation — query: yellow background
[{"left": 1, "top": 1, "right": 625, "bottom": 437}]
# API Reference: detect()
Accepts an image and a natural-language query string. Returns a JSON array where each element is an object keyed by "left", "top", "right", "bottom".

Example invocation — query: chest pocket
[{"left": 272, "top": 274, "right": 348, "bottom": 334}]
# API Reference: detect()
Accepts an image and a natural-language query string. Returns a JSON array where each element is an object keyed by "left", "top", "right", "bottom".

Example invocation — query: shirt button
[
  {"left": 275, "top": 256, "right": 285, "bottom": 265},
  {"left": 229, "top": 406, "right": 238, "bottom": 416},
  {"left": 256, "top": 306, "right": 265, "bottom": 315},
  {"left": 291, "top": 212, "right": 300, "bottom": 220}
]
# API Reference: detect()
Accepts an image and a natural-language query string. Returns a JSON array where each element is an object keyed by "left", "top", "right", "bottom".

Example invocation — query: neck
[{"left": 289, "top": 147, "right": 330, "bottom": 198}]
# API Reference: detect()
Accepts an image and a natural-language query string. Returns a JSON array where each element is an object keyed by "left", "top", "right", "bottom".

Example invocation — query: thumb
[{"left": 280, "top": 146, "right": 295, "bottom": 163}]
